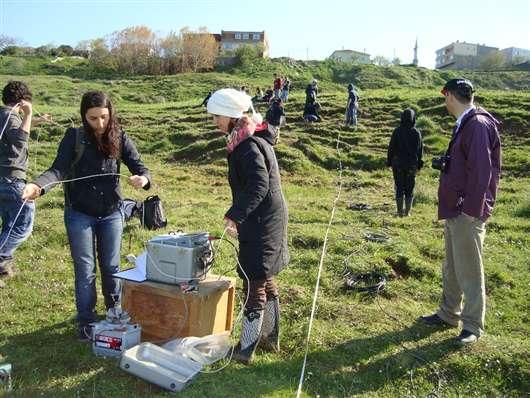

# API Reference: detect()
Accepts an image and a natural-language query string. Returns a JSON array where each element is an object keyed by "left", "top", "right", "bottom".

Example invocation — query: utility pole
[{"left": 306, "top": 47, "right": 309, "bottom": 60}]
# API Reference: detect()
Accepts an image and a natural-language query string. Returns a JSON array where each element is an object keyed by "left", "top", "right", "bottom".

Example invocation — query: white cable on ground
[{"left": 296, "top": 129, "right": 344, "bottom": 398}]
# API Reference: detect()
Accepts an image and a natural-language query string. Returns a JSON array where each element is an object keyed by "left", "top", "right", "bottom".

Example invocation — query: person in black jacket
[
  {"left": 207, "top": 88, "right": 289, "bottom": 364},
  {"left": 22, "top": 91, "right": 151, "bottom": 339},
  {"left": 386, "top": 108, "right": 423, "bottom": 216}
]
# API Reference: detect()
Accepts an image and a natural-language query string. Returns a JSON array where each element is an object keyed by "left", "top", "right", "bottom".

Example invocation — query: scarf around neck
[{"left": 226, "top": 115, "right": 256, "bottom": 153}]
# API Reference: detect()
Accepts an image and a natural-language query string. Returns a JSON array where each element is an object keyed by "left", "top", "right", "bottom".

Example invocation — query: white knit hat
[{"left": 207, "top": 88, "right": 262, "bottom": 124}]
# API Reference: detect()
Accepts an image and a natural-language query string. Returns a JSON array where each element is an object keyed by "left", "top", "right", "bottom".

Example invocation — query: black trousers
[{"left": 392, "top": 166, "right": 417, "bottom": 199}]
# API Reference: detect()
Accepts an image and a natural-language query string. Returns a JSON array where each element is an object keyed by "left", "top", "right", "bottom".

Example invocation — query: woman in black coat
[
  {"left": 207, "top": 88, "right": 289, "bottom": 364},
  {"left": 387, "top": 108, "right": 423, "bottom": 216}
]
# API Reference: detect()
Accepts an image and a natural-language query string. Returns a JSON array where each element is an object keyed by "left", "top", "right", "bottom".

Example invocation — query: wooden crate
[{"left": 122, "top": 275, "right": 235, "bottom": 342}]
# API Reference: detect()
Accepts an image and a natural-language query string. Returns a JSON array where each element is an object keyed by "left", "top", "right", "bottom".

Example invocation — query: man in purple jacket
[{"left": 419, "top": 79, "right": 501, "bottom": 346}]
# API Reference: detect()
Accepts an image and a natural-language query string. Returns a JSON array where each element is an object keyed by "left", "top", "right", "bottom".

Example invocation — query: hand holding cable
[
  {"left": 128, "top": 175, "right": 149, "bottom": 189},
  {"left": 22, "top": 183, "right": 42, "bottom": 201},
  {"left": 224, "top": 218, "right": 238, "bottom": 239}
]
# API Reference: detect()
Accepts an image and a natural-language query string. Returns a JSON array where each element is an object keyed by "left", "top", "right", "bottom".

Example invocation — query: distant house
[
  {"left": 501, "top": 47, "right": 530, "bottom": 64},
  {"left": 328, "top": 49, "right": 370, "bottom": 64},
  {"left": 436, "top": 41, "right": 499, "bottom": 70},
  {"left": 217, "top": 30, "right": 268, "bottom": 65}
]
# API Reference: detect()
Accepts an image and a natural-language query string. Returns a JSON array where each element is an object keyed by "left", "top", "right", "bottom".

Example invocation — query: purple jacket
[{"left": 438, "top": 107, "right": 501, "bottom": 220}]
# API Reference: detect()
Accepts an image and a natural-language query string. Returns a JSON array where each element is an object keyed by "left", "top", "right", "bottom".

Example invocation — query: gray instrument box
[
  {"left": 146, "top": 233, "right": 211, "bottom": 284},
  {"left": 119, "top": 343, "right": 202, "bottom": 392}
]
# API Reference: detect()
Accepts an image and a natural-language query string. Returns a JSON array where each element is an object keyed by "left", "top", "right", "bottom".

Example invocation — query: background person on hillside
[
  {"left": 305, "top": 78, "right": 319, "bottom": 104},
  {"left": 0, "top": 81, "right": 35, "bottom": 289},
  {"left": 264, "top": 98, "right": 286, "bottom": 144},
  {"left": 262, "top": 87, "right": 274, "bottom": 103},
  {"left": 207, "top": 88, "right": 289, "bottom": 365},
  {"left": 345, "top": 83, "right": 359, "bottom": 127},
  {"left": 198, "top": 91, "right": 212, "bottom": 108},
  {"left": 419, "top": 79, "right": 501, "bottom": 346},
  {"left": 386, "top": 108, "right": 423, "bottom": 217},
  {"left": 273, "top": 74, "right": 282, "bottom": 99},
  {"left": 281, "top": 78, "right": 291, "bottom": 103},
  {"left": 251, "top": 87, "right": 264, "bottom": 103},
  {"left": 303, "top": 101, "right": 322, "bottom": 123},
  {"left": 22, "top": 90, "right": 151, "bottom": 340}
]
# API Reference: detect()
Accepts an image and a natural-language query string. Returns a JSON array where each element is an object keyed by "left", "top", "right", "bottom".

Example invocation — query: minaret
[{"left": 413, "top": 38, "right": 418, "bottom": 66}]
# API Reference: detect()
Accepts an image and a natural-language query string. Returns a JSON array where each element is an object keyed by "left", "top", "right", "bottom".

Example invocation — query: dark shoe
[
  {"left": 455, "top": 329, "right": 479, "bottom": 346},
  {"left": 259, "top": 296, "right": 280, "bottom": 352},
  {"left": 232, "top": 309, "right": 264, "bottom": 365},
  {"left": 404, "top": 196, "right": 414, "bottom": 217},
  {"left": 78, "top": 325, "right": 93, "bottom": 342},
  {"left": 418, "top": 313, "right": 455, "bottom": 327},
  {"left": 396, "top": 197, "right": 404, "bottom": 217}
]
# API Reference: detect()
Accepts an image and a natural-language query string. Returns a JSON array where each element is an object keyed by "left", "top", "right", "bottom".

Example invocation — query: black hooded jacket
[
  {"left": 225, "top": 133, "right": 289, "bottom": 279},
  {"left": 387, "top": 109, "right": 424, "bottom": 169}
]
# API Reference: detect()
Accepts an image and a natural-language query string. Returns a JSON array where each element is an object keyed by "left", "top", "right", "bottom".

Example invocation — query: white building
[
  {"left": 328, "top": 49, "right": 370, "bottom": 64},
  {"left": 501, "top": 47, "right": 530, "bottom": 64}
]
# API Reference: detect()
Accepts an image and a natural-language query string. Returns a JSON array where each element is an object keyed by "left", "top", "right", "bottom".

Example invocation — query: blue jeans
[
  {"left": 274, "top": 89, "right": 280, "bottom": 99},
  {"left": 346, "top": 106, "right": 357, "bottom": 126},
  {"left": 280, "top": 90, "right": 289, "bottom": 103},
  {"left": 64, "top": 206, "right": 124, "bottom": 326},
  {"left": 0, "top": 177, "right": 35, "bottom": 263}
]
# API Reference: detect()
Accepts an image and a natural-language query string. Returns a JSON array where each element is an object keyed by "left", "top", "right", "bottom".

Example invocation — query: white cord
[
  {"left": 295, "top": 129, "right": 344, "bottom": 398},
  {"left": 0, "top": 172, "right": 131, "bottom": 254},
  {"left": 0, "top": 104, "right": 18, "bottom": 142},
  {"left": 200, "top": 229, "right": 250, "bottom": 374}
]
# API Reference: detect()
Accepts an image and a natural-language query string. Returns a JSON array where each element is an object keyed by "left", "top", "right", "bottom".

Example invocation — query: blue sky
[{"left": 1, "top": 0, "right": 529, "bottom": 69}]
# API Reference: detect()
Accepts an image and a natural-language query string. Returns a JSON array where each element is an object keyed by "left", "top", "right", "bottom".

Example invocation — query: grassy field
[{"left": 0, "top": 64, "right": 529, "bottom": 397}]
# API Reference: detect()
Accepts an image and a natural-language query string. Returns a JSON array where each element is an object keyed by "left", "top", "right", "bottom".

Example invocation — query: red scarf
[{"left": 226, "top": 116, "right": 257, "bottom": 153}]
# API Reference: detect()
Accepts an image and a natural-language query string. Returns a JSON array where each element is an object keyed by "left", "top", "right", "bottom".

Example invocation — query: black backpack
[{"left": 138, "top": 195, "right": 167, "bottom": 230}]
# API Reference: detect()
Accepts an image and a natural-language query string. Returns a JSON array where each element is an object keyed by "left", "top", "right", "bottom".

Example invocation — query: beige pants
[{"left": 437, "top": 213, "right": 486, "bottom": 336}]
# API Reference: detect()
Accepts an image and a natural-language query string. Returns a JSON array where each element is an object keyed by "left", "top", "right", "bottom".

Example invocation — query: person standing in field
[
  {"left": 419, "top": 79, "right": 501, "bottom": 346},
  {"left": 0, "top": 81, "right": 35, "bottom": 289},
  {"left": 22, "top": 91, "right": 151, "bottom": 340},
  {"left": 207, "top": 88, "right": 289, "bottom": 364},
  {"left": 386, "top": 108, "right": 423, "bottom": 216}
]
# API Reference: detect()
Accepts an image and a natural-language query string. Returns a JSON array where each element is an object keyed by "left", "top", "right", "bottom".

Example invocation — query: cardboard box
[{"left": 122, "top": 276, "right": 235, "bottom": 342}]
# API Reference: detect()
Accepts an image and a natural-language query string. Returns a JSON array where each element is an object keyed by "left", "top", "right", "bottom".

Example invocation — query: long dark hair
[{"left": 80, "top": 91, "right": 120, "bottom": 158}]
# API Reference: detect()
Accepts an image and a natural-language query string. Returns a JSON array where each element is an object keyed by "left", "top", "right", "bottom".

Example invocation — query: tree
[
  {"left": 234, "top": 45, "right": 260, "bottom": 67},
  {"left": 57, "top": 44, "right": 74, "bottom": 56},
  {"left": 0, "top": 35, "right": 20, "bottom": 51},
  {"left": 109, "top": 26, "right": 158, "bottom": 74},
  {"left": 372, "top": 55, "right": 390, "bottom": 66},
  {"left": 392, "top": 57, "right": 401, "bottom": 66},
  {"left": 479, "top": 52, "right": 506, "bottom": 71},
  {"left": 160, "top": 30, "right": 182, "bottom": 74},
  {"left": 180, "top": 26, "right": 218, "bottom": 72},
  {"left": 35, "top": 44, "right": 52, "bottom": 57}
]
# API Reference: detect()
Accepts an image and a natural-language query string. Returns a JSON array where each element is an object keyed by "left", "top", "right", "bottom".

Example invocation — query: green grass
[{"left": 0, "top": 67, "right": 529, "bottom": 397}]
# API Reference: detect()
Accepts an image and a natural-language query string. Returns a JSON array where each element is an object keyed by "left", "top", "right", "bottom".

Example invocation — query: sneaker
[
  {"left": 0, "top": 279, "right": 5, "bottom": 289},
  {"left": 455, "top": 329, "right": 479, "bottom": 346},
  {"left": 418, "top": 313, "right": 455, "bottom": 327},
  {"left": 78, "top": 325, "right": 93, "bottom": 342}
]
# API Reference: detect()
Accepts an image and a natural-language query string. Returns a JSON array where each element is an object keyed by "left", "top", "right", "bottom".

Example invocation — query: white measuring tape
[{"left": 296, "top": 129, "right": 344, "bottom": 398}]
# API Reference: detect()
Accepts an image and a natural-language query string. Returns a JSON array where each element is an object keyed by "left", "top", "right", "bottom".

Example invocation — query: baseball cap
[{"left": 441, "top": 78, "right": 474, "bottom": 96}]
